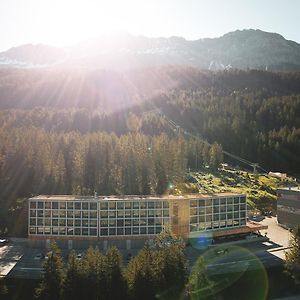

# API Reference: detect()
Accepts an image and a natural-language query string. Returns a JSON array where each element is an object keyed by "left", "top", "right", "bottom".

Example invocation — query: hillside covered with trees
[{"left": 0, "top": 67, "right": 299, "bottom": 235}]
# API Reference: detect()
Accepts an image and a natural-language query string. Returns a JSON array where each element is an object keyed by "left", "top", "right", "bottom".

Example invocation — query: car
[
  {"left": 0, "top": 238, "right": 9, "bottom": 246},
  {"left": 34, "top": 253, "right": 45, "bottom": 260}
]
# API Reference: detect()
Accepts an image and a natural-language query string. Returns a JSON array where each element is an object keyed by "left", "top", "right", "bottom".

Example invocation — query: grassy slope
[{"left": 176, "top": 168, "right": 295, "bottom": 213}]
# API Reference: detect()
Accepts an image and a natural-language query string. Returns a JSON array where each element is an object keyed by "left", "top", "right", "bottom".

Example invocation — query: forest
[{"left": 0, "top": 67, "right": 299, "bottom": 235}]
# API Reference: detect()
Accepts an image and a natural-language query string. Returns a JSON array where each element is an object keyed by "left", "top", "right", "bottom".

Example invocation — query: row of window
[
  {"left": 29, "top": 209, "right": 170, "bottom": 219},
  {"left": 190, "top": 211, "right": 246, "bottom": 223},
  {"left": 29, "top": 226, "right": 164, "bottom": 236},
  {"left": 29, "top": 217, "right": 169, "bottom": 227},
  {"left": 189, "top": 219, "right": 246, "bottom": 232},
  {"left": 190, "top": 197, "right": 246, "bottom": 208},
  {"left": 190, "top": 204, "right": 246, "bottom": 216},
  {"left": 29, "top": 200, "right": 170, "bottom": 210}
]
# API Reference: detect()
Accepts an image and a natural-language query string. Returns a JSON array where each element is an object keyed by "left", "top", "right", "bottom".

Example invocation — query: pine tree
[
  {"left": 35, "top": 242, "right": 65, "bottom": 300},
  {"left": 285, "top": 225, "right": 300, "bottom": 284}
]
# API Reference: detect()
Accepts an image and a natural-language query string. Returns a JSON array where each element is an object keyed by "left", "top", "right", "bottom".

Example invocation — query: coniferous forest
[{"left": 0, "top": 67, "right": 299, "bottom": 235}]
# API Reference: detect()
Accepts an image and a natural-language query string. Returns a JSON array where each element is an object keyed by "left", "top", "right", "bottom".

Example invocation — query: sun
[{"left": 41, "top": 0, "right": 156, "bottom": 47}]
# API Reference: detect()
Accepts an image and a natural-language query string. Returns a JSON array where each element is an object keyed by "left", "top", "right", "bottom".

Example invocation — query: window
[
  {"left": 30, "top": 202, "right": 36, "bottom": 209},
  {"left": 37, "top": 202, "right": 44, "bottom": 209}
]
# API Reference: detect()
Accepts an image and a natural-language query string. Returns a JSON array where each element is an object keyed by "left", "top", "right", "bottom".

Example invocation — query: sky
[{"left": 1, "top": 0, "right": 300, "bottom": 51}]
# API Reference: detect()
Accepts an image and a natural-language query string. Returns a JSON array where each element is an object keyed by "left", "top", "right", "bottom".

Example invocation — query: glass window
[
  {"left": 90, "top": 202, "right": 97, "bottom": 210},
  {"left": 52, "top": 227, "right": 59, "bottom": 235},
  {"left": 30, "top": 210, "right": 36, "bottom": 217},
  {"left": 90, "top": 228, "right": 97, "bottom": 236},
  {"left": 100, "top": 202, "right": 108, "bottom": 210},
  {"left": 213, "top": 206, "right": 219, "bottom": 214},
  {"left": 67, "top": 219, "right": 73, "bottom": 226},
  {"left": 117, "top": 210, "right": 124, "bottom": 218},
  {"left": 133, "top": 211, "right": 139, "bottom": 218},
  {"left": 199, "top": 215, "right": 205, "bottom": 222},
  {"left": 52, "top": 219, "right": 58, "bottom": 226},
  {"left": 29, "top": 227, "right": 36, "bottom": 234},
  {"left": 163, "top": 210, "right": 169, "bottom": 217},
  {"left": 227, "top": 198, "right": 233, "bottom": 205},
  {"left": 37, "top": 210, "right": 44, "bottom": 217},
  {"left": 133, "top": 227, "right": 139, "bottom": 235},
  {"left": 75, "top": 203, "right": 81, "bottom": 210},
  {"left": 125, "top": 220, "right": 132, "bottom": 226},
  {"left": 30, "top": 218, "right": 36, "bottom": 226},
  {"left": 227, "top": 213, "right": 233, "bottom": 220},
  {"left": 155, "top": 210, "right": 162, "bottom": 217},
  {"left": 140, "top": 219, "right": 146, "bottom": 226},
  {"left": 67, "top": 211, "right": 74, "bottom": 218},
  {"left": 117, "top": 202, "right": 124, "bottom": 209},
  {"left": 206, "top": 215, "right": 212, "bottom": 222},
  {"left": 234, "top": 212, "right": 239, "bottom": 219},
  {"left": 155, "top": 226, "right": 162, "bottom": 234},
  {"left": 52, "top": 210, "right": 59, "bottom": 217},
  {"left": 140, "top": 202, "right": 147, "bottom": 209},
  {"left": 190, "top": 216, "right": 197, "bottom": 224},
  {"left": 109, "top": 202, "right": 116, "bottom": 209},
  {"left": 199, "top": 199, "right": 205, "bottom": 207},
  {"left": 117, "top": 220, "right": 124, "bottom": 226},
  {"left": 37, "top": 227, "right": 44, "bottom": 234},
  {"left": 206, "top": 207, "right": 212, "bottom": 214},
  {"left": 75, "top": 211, "right": 81, "bottom": 218},
  {"left": 82, "top": 202, "right": 88, "bottom": 210},
  {"left": 45, "top": 219, "right": 51, "bottom": 226},
  {"left": 67, "top": 202, "right": 74, "bottom": 209},
  {"left": 75, "top": 220, "right": 81, "bottom": 226},
  {"left": 59, "top": 210, "right": 66, "bottom": 218},
  {"left": 206, "top": 222, "right": 212, "bottom": 229},
  {"left": 44, "top": 227, "right": 51, "bottom": 234},
  {"left": 148, "top": 209, "right": 154, "bottom": 217},
  {"left": 45, "top": 210, "right": 51, "bottom": 217},
  {"left": 67, "top": 228, "right": 74, "bottom": 235},
  {"left": 133, "top": 202, "right": 139, "bottom": 209},
  {"left": 100, "top": 220, "right": 108, "bottom": 227},
  {"left": 148, "top": 227, "right": 155, "bottom": 234},
  {"left": 234, "top": 197, "right": 240, "bottom": 204},
  {"left": 109, "top": 219, "right": 116, "bottom": 227},
  {"left": 133, "top": 219, "right": 139, "bottom": 226},
  {"left": 213, "top": 214, "right": 219, "bottom": 221},
  {"left": 82, "top": 220, "right": 89, "bottom": 227},
  {"left": 140, "top": 210, "right": 146, "bottom": 217},
  {"left": 37, "top": 202, "right": 44, "bottom": 209},
  {"left": 213, "top": 199, "right": 219, "bottom": 206},
  {"left": 148, "top": 202, "right": 154, "bottom": 209},
  {"left": 234, "top": 205, "right": 239, "bottom": 211},
  {"left": 155, "top": 202, "right": 162, "bottom": 209},
  {"left": 82, "top": 211, "right": 89, "bottom": 219},
  {"left": 206, "top": 199, "right": 212, "bottom": 206},
  {"left": 227, "top": 220, "right": 233, "bottom": 226},
  {"left": 125, "top": 202, "right": 132, "bottom": 210},
  {"left": 163, "top": 201, "right": 169, "bottom": 208},
  {"left": 82, "top": 228, "right": 89, "bottom": 236},
  {"left": 59, "top": 227, "right": 66, "bottom": 235},
  {"left": 117, "top": 228, "right": 124, "bottom": 235},
  {"left": 240, "top": 211, "right": 246, "bottom": 218},
  {"left": 190, "top": 200, "right": 197, "bottom": 207},
  {"left": 148, "top": 218, "right": 154, "bottom": 226},
  {"left": 30, "top": 201, "right": 36, "bottom": 209},
  {"left": 109, "top": 211, "right": 116, "bottom": 218},
  {"left": 240, "top": 203, "right": 246, "bottom": 211},
  {"left": 75, "top": 228, "right": 81, "bottom": 235},
  {"left": 220, "top": 198, "right": 226, "bottom": 205},
  {"left": 45, "top": 202, "right": 51, "bottom": 209},
  {"left": 109, "top": 228, "right": 116, "bottom": 235},
  {"left": 140, "top": 227, "right": 146, "bottom": 234},
  {"left": 100, "top": 228, "right": 108, "bottom": 236},
  {"left": 59, "top": 219, "right": 66, "bottom": 226},
  {"left": 90, "top": 211, "right": 97, "bottom": 219},
  {"left": 125, "top": 228, "right": 132, "bottom": 235},
  {"left": 59, "top": 202, "right": 66, "bottom": 209},
  {"left": 52, "top": 202, "right": 58, "bottom": 209},
  {"left": 220, "top": 205, "right": 226, "bottom": 213},
  {"left": 240, "top": 197, "right": 246, "bottom": 204},
  {"left": 100, "top": 211, "right": 108, "bottom": 218},
  {"left": 190, "top": 208, "right": 197, "bottom": 216},
  {"left": 125, "top": 210, "right": 132, "bottom": 218}
]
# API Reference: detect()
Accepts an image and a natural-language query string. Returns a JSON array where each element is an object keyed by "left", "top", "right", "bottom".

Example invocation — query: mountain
[{"left": 1, "top": 29, "right": 300, "bottom": 71}]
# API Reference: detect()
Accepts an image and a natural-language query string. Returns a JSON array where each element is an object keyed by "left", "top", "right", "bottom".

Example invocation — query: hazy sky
[{"left": 1, "top": 0, "right": 300, "bottom": 51}]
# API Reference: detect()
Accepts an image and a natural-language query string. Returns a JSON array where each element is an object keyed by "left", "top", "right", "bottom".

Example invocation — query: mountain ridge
[{"left": 1, "top": 29, "right": 300, "bottom": 71}]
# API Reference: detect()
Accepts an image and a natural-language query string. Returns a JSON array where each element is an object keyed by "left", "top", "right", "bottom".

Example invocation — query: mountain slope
[{"left": 1, "top": 29, "right": 300, "bottom": 70}]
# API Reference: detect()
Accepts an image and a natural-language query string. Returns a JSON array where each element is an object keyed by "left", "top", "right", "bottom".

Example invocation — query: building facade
[
  {"left": 28, "top": 193, "right": 262, "bottom": 241},
  {"left": 277, "top": 187, "right": 300, "bottom": 229}
]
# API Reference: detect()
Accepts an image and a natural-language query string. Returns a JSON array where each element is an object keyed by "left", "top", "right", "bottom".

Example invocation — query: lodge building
[{"left": 28, "top": 193, "right": 266, "bottom": 242}]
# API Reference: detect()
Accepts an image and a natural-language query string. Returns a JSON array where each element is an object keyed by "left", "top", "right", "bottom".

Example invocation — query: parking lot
[{"left": 0, "top": 217, "right": 291, "bottom": 279}]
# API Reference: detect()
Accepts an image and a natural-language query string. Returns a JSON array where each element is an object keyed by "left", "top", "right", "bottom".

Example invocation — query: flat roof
[
  {"left": 278, "top": 186, "right": 300, "bottom": 193},
  {"left": 29, "top": 192, "right": 246, "bottom": 201}
]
